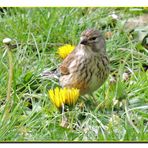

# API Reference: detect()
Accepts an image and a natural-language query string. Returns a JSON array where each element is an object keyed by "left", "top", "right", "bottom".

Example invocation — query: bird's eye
[{"left": 90, "top": 37, "right": 97, "bottom": 40}]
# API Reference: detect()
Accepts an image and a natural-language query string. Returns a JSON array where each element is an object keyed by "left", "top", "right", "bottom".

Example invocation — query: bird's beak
[{"left": 80, "top": 38, "right": 88, "bottom": 45}]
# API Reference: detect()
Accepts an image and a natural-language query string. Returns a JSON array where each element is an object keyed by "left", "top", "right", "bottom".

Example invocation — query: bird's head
[{"left": 80, "top": 29, "right": 106, "bottom": 52}]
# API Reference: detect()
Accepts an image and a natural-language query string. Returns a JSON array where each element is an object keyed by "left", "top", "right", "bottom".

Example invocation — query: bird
[{"left": 42, "top": 29, "right": 110, "bottom": 95}]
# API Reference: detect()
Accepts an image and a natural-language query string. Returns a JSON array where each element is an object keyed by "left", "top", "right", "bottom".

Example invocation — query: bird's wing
[
  {"left": 59, "top": 50, "right": 76, "bottom": 75},
  {"left": 40, "top": 68, "right": 60, "bottom": 80}
]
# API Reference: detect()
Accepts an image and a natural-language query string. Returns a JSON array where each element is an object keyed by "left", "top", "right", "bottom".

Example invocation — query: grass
[{"left": 0, "top": 7, "right": 148, "bottom": 142}]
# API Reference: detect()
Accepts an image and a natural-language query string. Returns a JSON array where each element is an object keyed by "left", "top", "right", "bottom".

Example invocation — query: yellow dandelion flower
[
  {"left": 57, "top": 44, "right": 75, "bottom": 59},
  {"left": 48, "top": 87, "right": 80, "bottom": 109}
]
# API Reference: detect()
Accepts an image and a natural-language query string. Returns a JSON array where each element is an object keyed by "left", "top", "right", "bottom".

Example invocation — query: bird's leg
[
  {"left": 94, "top": 87, "right": 110, "bottom": 112},
  {"left": 91, "top": 92, "right": 99, "bottom": 104},
  {"left": 80, "top": 94, "right": 99, "bottom": 111}
]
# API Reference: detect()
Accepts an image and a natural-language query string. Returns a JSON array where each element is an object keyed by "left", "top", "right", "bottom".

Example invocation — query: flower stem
[
  {"left": 60, "top": 104, "right": 68, "bottom": 127},
  {"left": 6, "top": 49, "right": 13, "bottom": 104},
  {"left": 2, "top": 41, "right": 13, "bottom": 122}
]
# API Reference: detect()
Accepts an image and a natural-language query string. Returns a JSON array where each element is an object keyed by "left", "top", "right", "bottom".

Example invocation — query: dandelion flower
[
  {"left": 57, "top": 44, "right": 75, "bottom": 59},
  {"left": 48, "top": 87, "right": 80, "bottom": 109}
]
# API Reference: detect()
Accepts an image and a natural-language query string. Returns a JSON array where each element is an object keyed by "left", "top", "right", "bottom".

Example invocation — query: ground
[{"left": 0, "top": 7, "right": 148, "bottom": 141}]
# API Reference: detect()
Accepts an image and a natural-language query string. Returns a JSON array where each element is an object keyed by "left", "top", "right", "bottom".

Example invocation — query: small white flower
[
  {"left": 110, "top": 12, "right": 119, "bottom": 20},
  {"left": 111, "top": 14, "right": 118, "bottom": 19},
  {"left": 3, "top": 38, "right": 12, "bottom": 44},
  {"left": 122, "top": 72, "right": 129, "bottom": 81}
]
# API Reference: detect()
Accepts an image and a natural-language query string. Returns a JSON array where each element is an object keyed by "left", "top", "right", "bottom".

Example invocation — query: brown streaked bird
[{"left": 43, "top": 29, "right": 110, "bottom": 95}]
